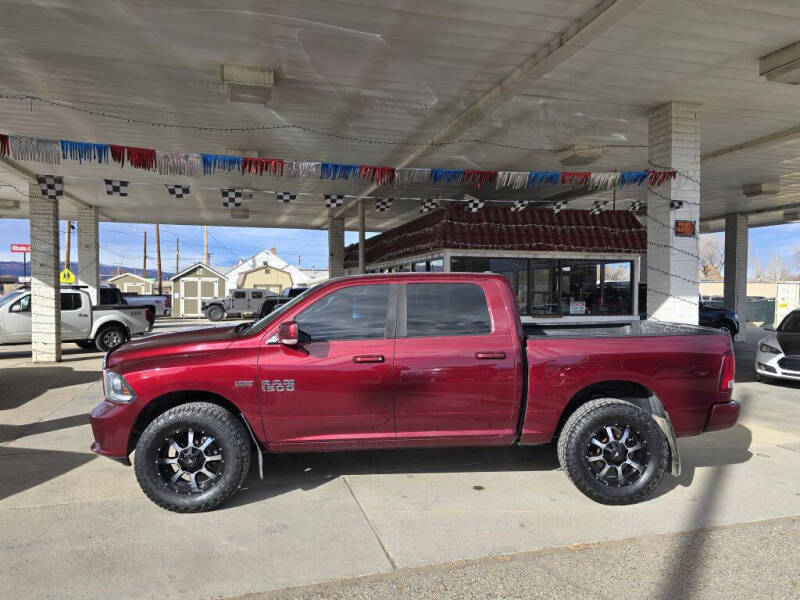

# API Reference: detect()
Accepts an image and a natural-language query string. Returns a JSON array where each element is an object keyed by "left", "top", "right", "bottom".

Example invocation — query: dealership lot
[{"left": 1, "top": 323, "right": 799, "bottom": 599}]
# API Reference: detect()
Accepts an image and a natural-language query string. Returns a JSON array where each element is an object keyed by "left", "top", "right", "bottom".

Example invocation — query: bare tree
[
  {"left": 699, "top": 235, "right": 724, "bottom": 280},
  {"left": 764, "top": 254, "right": 791, "bottom": 282}
]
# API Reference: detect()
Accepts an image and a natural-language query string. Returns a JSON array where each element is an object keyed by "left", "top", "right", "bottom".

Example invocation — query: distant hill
[{"left": 0, "top": 260, "right": 174, "bottom": 280}]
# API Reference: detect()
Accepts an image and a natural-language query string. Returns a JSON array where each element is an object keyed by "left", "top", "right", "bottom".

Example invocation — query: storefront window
[
  {"left": 451, "top": 256, "right": 634, "bottom": 316},
  {"left": 412, "top": 261, "right": 426, "bottom": 272},
  {"left": 428, "top": 258, "right": 444, "bottom": 272}
]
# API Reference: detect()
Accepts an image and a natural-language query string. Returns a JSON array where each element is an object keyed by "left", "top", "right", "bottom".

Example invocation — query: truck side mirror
[{"left": 277, "top": 321, "right": 299, "bottom": 346}]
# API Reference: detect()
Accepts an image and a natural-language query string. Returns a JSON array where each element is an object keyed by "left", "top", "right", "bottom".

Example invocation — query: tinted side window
[
  {"left": 251, "top": 291, "right": 263, "bottom": 299},
  {"left": 60, "top": 293, "right": 82, "bottom": 311},
  {"left": 296, "top": 284, "right": 390, "bottom": 341},
  {"left": 406, "top": 283, "right": 491, "bottom": 337},
  {"left": 233, "top": 291, "right": 246, "bottom": 299}
]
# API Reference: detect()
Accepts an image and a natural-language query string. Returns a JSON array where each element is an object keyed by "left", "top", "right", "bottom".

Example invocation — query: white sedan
[{"left": 755, "top": 309, "right": 800, "bottom": 383}]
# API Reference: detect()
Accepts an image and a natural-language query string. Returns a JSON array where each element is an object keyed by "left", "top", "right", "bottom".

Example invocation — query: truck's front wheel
[
  {"left": 134, "top": 402, "right": 251, "bottom": 512},
  {"left": 557, "top": 398, "right": 668, "bottom": 505}
]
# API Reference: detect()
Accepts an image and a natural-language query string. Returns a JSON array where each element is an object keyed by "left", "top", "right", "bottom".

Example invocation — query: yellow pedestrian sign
[{"left": 60, "top": 268, "right": 76, "bottom": 284}]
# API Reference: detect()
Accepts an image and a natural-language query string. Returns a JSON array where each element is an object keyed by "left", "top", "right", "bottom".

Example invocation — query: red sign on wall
[{"left": 10, "top": 243, "right": 31, "bottom": 253}]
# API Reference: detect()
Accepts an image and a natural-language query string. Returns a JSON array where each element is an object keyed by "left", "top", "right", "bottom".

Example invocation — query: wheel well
[
  {"left": 128, "top": 390, "right": 241, "bottom": 454},
  {"left": 555, "top": 380, "right": 654, "bottom": 437},
  {"left": 95, "top": 321, "right": 130, "bottom": 340}
]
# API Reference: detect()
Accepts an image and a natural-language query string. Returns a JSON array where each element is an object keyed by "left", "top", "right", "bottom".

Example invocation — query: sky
[
  {"left": 0, "top": 218, "right": 364, "bottom": 273},
  {"left": 0, "top": 217, "right": 797, "bottom": 275}
]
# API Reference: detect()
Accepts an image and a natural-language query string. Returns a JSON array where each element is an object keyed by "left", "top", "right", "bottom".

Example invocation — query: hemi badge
[{"left": 234, "top": 380, "right": 254, "bottom": 388}]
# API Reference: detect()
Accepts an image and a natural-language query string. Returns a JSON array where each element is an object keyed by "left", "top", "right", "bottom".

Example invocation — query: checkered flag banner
[
  {"left": 589, "top": 200, "right": 608, "bottom": 215},
  {"left": 165, "top": 184, "right": 190, "bottom": 199},
  {"left": 221, "top": 188, "right": 243, "bottom": 208},
  {"left": 104, "top": 179, "right": 129, "bottom": 197},
  {"left": 35, "top": 175, "right": 64, "bottom": 200},
  {"left": 375, "top": 197, "right": 393, "bottom": 212},
  {"left": 669, "top": 200, "right": 684, "bottom": 210},
  {"left": 324, "top": 194, "right": 344, "bottom": 208},
  {"left": 510, "top": 200, "right": 528, "bottom": 212},
  {"left": 275, "top": 192, "right": 296, "bottom": 203},
  {"left": 465, "top": 197, "right": 485, "bottom": 212},
  {"left": 629, "top": 200, "right": 645, "bottom": 213},
  {"left": 552, "top": 200, "right": 568, "bottom": 214},
  {"left": 420, "top": 198, "right": 439, "bottom": 213}
]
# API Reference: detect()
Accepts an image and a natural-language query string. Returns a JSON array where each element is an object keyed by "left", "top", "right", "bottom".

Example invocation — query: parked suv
[{"left": 203, "top": 288, "right": 272, "bottom": 321}]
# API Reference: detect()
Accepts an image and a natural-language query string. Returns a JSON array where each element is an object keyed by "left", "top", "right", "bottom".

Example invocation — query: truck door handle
[
  {"left": 353, "top": 354, "right": 385, "bottom": 363},
  {"left": 475, "top": 352, "right": 506, "bottom": 360},
  {"left": 78, "top": 313, "right": 88, "bottom": 317}
]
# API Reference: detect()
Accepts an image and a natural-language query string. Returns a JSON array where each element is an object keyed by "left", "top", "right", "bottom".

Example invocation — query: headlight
[
  {"left": 759, "top": 343, "right": 781, "bottom": 355},
  {"left": 104, "top": 370, "right": 136, "bottom": 404}
]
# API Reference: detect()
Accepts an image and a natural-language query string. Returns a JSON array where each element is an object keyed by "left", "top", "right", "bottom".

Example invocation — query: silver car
[{"left": 755, "top": 309, "right": 800, "bottom": 383}]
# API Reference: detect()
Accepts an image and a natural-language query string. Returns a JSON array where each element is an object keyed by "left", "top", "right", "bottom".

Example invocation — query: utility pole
[
  {"left": 175, "top": 238, "right": 180, "bottom": 274},
  {"left": 142, "top": 230, "right": 147, "bottom": 277},
  {"left": 203, "top": 226, "right": 209, "bottom": 266},
  {"left": 155, "top": 224, "right": 162, "bottom": 294},
  {"left": 64, "top": 219, "right": 72, "bottom": 272}
]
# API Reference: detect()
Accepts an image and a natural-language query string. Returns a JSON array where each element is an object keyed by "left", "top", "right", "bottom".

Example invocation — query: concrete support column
[
  {"left": 77, "top": 206, "right": 100, "bottom": 305},
  {"left": 724, "top": 213, "right": 748, "bottom": 341},
  {"left": 358, "top": 201, "right": 366, "bottom": 274},
  {"left": 29, "top": 181, "right": 61, "bottom": 362},
  {"left": 646, "top": 102, "right": 701, "bottom": 324},
  {"left": 328, "top": 215, "right": 345, "bottom": 278}
]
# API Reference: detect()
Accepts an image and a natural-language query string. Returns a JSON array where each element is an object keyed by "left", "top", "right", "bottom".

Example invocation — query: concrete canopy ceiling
[{"left": 1, "top": 0, "right": 800, "bottom": 232}]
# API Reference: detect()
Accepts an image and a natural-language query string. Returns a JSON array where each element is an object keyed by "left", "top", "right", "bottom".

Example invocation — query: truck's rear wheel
[
  {"left": 557, "top": 398, "right": 668, "bottom": 505},
  {"left": 206, "top": 305, "right": 225, "bottom": 321},
  {"left": 134, "top": 402, "right": 251, "bottom": 513},
  {"left": 94, "top": 324, "right": 127, "bottom": 352}
]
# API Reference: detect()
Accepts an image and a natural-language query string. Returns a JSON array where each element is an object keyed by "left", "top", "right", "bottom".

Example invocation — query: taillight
[
  {"left": 718, "top": 351, "right": 735, "bottom": 392},
  {"left": 145, "top": 309, "right": 153, "bottom": 323}
]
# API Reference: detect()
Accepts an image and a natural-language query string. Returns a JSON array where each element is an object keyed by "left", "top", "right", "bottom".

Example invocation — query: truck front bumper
[
  {"left": 89, "top": 400, "right": 138, "bottom": 463},
  {"left": 704, "top": 401, "right": 740, "bottom": 433}
]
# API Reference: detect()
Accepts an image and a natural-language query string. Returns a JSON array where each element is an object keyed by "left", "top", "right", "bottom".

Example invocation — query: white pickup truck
[{"left": 0, "top": 288, "right": 152, "bottom": 351}]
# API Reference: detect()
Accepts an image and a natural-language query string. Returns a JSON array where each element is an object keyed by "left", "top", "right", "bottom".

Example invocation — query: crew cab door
[
  {"left": 3, "top": 293, "right": 32, "bottom": 342},
  {"left": 394, "top": 280, "right": 521, "bottom": 444},
  {"left": 258, "top": 283, "right": 396, "bottom": 448},
  {"left": 60, "top": 292, "right": 91, "bottom": 340}
]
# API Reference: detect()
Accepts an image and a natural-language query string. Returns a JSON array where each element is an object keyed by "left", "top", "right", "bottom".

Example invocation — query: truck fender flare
[{"left": 626, "top": 395, "right": 681, "bottom": 477}]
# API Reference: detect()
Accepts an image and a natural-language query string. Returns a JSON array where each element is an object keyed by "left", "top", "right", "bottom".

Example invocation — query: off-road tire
[
  {"left": 94, "top": 324, "right": 127, "bottom": 352},
  {"left": 206, "top": 305, "right": 225, "bottom": 321},
  {"left": 134, "top": 402, "right": 251, "bottom": 513},
  {"left": 557, "top": 398, "right": 669, "bottom": 505}
]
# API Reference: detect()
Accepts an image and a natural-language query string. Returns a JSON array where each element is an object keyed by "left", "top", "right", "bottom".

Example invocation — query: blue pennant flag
[
  {"left": 527, "top": 171, "right": 560, "bottom": 186},
  {"left": 619, "top": 171, "right": 649, "bottom": 186},
  {"left": 430, "top": 169, "right": 464, "bottom": 184},
  {"left": 201, "top": 154, "right": 242, "bottom": 175},
  {"left": 60, "top": 140, "right": 110, "bottom": 164},
  {"left": 320, "top": 163, "right": 359, "bottom": 180}
]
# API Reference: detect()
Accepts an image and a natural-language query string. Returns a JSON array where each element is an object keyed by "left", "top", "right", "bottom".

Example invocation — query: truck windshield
[
  {"left": 243, "top": 285, "right": 317, "bottom": 335},
  {"left": 0, "top": 290, "right": 23, "bottom": 309}
]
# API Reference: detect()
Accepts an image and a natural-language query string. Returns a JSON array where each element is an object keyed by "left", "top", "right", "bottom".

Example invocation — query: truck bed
[{"left": 520, "top": 320, "right": 733, "bottom": 445}]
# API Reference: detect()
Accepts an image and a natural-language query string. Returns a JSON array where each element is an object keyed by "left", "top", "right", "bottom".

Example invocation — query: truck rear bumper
[{"left": 704, "top": 401, "right": 740, "bottom": 433}]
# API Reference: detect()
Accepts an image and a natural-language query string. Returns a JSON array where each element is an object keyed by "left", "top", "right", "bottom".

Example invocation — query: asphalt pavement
[{"left": 0, "top": 323, "right": 798, "bottom": 599}]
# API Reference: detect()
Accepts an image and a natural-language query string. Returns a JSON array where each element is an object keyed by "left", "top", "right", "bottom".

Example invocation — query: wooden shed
[
  {"left": 107, "top": 272, "right": 154, "bottom": 295},
  {"left": 169, "top": 263, "right": 227, "bottom": 318}
]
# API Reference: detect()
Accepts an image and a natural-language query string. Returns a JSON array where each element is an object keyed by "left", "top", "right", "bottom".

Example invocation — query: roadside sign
[
  {"left": 60, "top": 268, "right": 76, "bottom": 284},
  {"left": 674, "top": 220, "right": 696, "bottom": 237},
  {"left": 10, "top": 243, "right": 30, "bottom": 253},
  {"left": 570, "top": 301, "right": 586, "bottom": 315}
]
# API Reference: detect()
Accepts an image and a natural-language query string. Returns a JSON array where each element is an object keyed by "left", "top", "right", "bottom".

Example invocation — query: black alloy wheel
[
  {"left": 558, "top": 398, "right": 669, "bottom": 505},
  {"left": 134, "top": 402, "right": 251, "bottom": 512}
]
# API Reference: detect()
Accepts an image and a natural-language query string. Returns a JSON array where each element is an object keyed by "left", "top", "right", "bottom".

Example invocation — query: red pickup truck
[{"left": 90, "top": 273, "right": 739, "bottom": 512}]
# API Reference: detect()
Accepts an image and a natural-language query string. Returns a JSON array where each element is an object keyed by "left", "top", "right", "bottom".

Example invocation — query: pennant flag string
[
  {"left": 157, "top": 152, "right": 202, "bottom": 177},
  {"left": 0, "top": 134, "right": 8, "bottom": 157},
  {"left": 321, "top": 163, "right": 358, "bottom": 180},
  {"left": 202, "top": 154, "right": 242, "bottom": 175},
  {"left": 496, "top": 171, "right": 529, "bottom": 190},
  {"left": 9, "top": 136, "right": 60, "bottom": 164},
  {"left": 60, "top": 141, "right": 109, "bottom": 164},
  {"left": 242, "top": 157, "right": 284, "bottom": 176},
  {"left": 359, "top": 165, "right": 395, "bottom": 186}
]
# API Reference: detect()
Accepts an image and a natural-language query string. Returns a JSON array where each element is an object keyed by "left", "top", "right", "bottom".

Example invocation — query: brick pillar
[
  {"left": 29, "top": 181, "right": 61, "bottom": 362},
  {"left": 724, "top": 213, "right": 748, "bottom": 341},
  {"left": 328, "top": 216, "right": 345, "bottom": 278},
  {"left": 78, "top": 206, "right": 100, "bottom": 305},
  {"left": 646, "top": 102, "right": 701, "bottom": 324}
]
